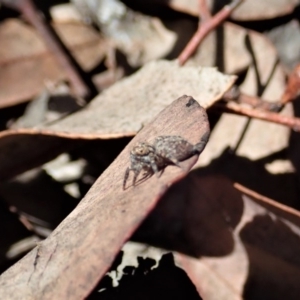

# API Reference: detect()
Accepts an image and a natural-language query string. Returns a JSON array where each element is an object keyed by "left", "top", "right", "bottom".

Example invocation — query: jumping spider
[{"left": 123, "top": 133, "right": 209, "bottom": 189}]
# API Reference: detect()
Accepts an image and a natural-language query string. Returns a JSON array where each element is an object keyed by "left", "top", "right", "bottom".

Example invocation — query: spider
[{"left": 123, "top": 133, "right": 209, "bottom": 189}]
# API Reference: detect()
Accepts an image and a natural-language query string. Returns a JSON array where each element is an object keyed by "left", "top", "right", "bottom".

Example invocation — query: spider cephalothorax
[{"left": 123, "top": 133, "right": 209, "bottom": 189}]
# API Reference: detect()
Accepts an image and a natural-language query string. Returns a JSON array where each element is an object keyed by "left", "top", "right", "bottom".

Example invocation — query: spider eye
[
  {"left": 132, "top": 144, "right": 151, "bottom": 156},
  {"left": 138, "top": 148, "right": 148, "bottom": 155}
]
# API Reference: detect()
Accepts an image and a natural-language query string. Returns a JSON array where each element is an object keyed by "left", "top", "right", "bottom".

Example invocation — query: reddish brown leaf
[
  {"left": 135, "top": 174, "right": 245, "bottom": 299},
  {"left": 0, "top": 19, "right": 105, "bottom": 107},
  {"left": 134, "top": 174, "right": 300, "bottom": 299}
]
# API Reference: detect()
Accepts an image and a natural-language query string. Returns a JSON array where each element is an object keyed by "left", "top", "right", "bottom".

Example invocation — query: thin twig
[
  {"left": 198, "top": 0, "right": 211, "bottom": 22},
  {"left": 215, "top": 101, "right": 300, "bottom": 131},
  {"left": 234, "top": 183, "right": 300, "bottom": 218},
  {"left": 224, "top": 86, "right": 283, "bottom": 111},
  {"left": 178, "top": 0, "right": 244, "bottom": 65},
  {"left": 237, "top": 94, "right": 282, "bottom": 111}
]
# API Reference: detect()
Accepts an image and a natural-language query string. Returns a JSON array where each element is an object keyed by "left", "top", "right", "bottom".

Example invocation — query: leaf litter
[
  {"left": 0, "top": 60, "right": 235, "bottom": 180},
  {"left": 1, "top": 1, "right": 300, "bottom": 299}
]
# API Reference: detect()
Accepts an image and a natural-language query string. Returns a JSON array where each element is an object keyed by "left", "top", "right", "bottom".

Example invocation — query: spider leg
[
  {"left": 158, "top": 168, "right": 164, "bottom": 178},
  {"left": 135, "top": 170, "right": 153, "bottom": 185},
  {"left": 132, "top": 166, "right": 142, "bottom": 186},
  {"left": 194, "top": 131, "right": 210, "bottom": 154},
  {"left": 140, "top": 168, "right": 153, "bottom": 180},
  {"left": 149, "top": 156, "right": 160, "bottom": 177},
  {"left": 164, "top": 155, "right": 181, "bottom": 168},
  {"left": 141, "top": 169, "right": 152, "bottom": 178},
  {"left": 123, "top": 167, "right": 131, "bottom": 190}
]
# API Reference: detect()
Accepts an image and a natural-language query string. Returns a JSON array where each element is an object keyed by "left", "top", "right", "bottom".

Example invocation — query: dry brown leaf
[
  {"left": 187, "top": 22, "right": 284, "bottom": 87},
  {"left": 165, "top": 0, "right": 299, "bottom": 21},
  {"left": 71, "top": 0, "right": 176, "bottom": 67},
  {"left": 231, "top": 0, "right": 299, "bottom": 21},
  {"left": 135, "top": 174, "right": 300, "bottom": 299},
  {"left": 235, "top": 185, "right": 300, "bottom": 299},
  {"left": 191, "top": 23, "right": 291, "bottom": 164},
  {"left": 0, "top": 19, "right": 105, "bottom": 108},
  {"left": 40, "top": 60, "right": 235, "bottom": 136},
  {"left": 186, "top": 22, "right": 251, "bottom": 74},
  {"left": 0, "top": 95, "right": 210, "bottom": 299},
  {"left": 0, "top": 60, "right": 235, "bottom": 180},
  {"left": 53, "top": 22, "right": 107, "bottom": 72},
  {"left": 135, "top": 174, "right": 245, "bottom": 299}
]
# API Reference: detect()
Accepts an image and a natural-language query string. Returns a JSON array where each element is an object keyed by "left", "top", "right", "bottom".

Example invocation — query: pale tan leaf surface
[
  {"left": 0, "top": 95, "right": 210, "bottom": 299},
  {"left": 165, "top": 0, "right": 299, "bottom": 21},
  {"left": 193, "top": 23, "right": 292, "bottom": 189},
  {"left": 0, "top": 61, "right": 235, "bottom": 180},
  {"left": 186, "top": 22, "right": 251, "bottom": 74},
  {"left": 50, "top": 3, "right": 83, "bottom": 23},
  {"left": 186, "top": 21, "right": 290, "bottom": 160},
  {"left": 52, "top": 22, "right": 107, "bottom": 71},
  {"left": 188, "top": 22, "right": 284, "bottom": 92},
  {"left": 71, "top": 0, "right": 177, "bottom": 67},
  {"left": 40, "top": 60, "right": 235, "bottom": 136},
  {"left": 231, "top": 0, "right": 299, "bottom": 21},
  {"left": 0, "top": 19, "right": 105, "bottom": 107}
]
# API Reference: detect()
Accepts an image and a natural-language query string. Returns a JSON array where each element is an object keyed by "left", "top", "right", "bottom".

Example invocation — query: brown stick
[
  {"left": 216, "top": 101, "right": 300, "bottom": 131},
  {"left": 198, "top": 0, "right": 211, "bottom": 22},
  {"left": 178, "top": 0, "right": 244, "bottom": 65},
  {"left": 224, "top": 87, "right": 283, "bottom": 111}
]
